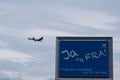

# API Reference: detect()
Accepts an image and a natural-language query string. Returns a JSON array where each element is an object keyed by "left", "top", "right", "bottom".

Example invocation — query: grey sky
[{"left": 0, "top": 0, "right": 120, "bottom": 80}]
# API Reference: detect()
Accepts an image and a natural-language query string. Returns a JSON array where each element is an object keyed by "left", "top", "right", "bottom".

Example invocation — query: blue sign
[{"left": 58, "top": 39, "right": 111, "bottom": 78}]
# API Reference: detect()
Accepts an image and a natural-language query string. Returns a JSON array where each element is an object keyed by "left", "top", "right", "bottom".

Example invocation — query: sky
[{"left": 0, "top": 0, "right": 120, "bottom": 80}]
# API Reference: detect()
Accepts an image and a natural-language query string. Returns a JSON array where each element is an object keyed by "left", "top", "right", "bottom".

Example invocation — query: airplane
[{"left": 28, "top": 36, "right": 43, "bottom": 42}]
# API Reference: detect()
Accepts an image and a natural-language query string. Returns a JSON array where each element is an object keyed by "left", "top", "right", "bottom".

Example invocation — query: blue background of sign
[{"left": 59, "top": 40, "right": 109, "bottom": 77}]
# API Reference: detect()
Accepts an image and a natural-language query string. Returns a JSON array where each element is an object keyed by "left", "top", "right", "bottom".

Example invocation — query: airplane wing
[{"left": 37, "top": 36, "right": 43, "bottom": 41}]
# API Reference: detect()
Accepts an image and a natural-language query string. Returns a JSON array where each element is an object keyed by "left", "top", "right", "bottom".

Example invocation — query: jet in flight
[{"left": 28, "top": 36, "right": 43, "bottom": 42}]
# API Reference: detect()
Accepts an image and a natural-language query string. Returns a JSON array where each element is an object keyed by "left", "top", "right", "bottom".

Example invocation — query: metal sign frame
[{"left": 55, "top": 37, "right": 113, "bottom": 80}]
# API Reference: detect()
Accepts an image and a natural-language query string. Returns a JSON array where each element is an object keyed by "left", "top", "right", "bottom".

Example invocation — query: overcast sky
[{"left": 0, "top": 0, "right": 120, "bottom": 80}]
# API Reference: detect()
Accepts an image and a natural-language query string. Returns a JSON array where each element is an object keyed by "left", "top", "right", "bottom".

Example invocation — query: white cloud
[
  {"left": 114, "top": 60, "right": 120, "bottom": 80},
  {"left": 21, "top": 76, "right": 54, "bottom": 80},
  {"left": 0, "top": 49, "right": 32, "bottom": 63},
  {"left": 0, "top": 26, "right": 25, "bottom": 37},
  {"left": 113, "top": 37, "right": 120, "bottom": 53},
  {"left": 25, "top": 28, "right": 77, "bottom": 37},
  {"left": 53, "top": 8, "right": 119, "bottom": 30},
  {"left": 0, "top": 70, "right": 19, "bottom": 79},
  {"left": 114, "top": 37, "right": 120, "bottom": 42},
  {"left": 0, "top": 40, "right": 10, "bottom": 48},
  {"left": 0, "top": 70, "right": 54, "bottom": 80},
  {"left": 0, "top": 2, "right": 22, "bottom": 16},
  {"left": 113, "top": 42, "right": 120, "bottom": 53}
]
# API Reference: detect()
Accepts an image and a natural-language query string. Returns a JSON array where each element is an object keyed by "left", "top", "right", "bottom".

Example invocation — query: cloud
[
  {"left": 113, "top": 42, "right": 120, "bottom": 53},
  {"left": 21, "top": 76, "right": 54, "bottom": 80},
  {"left": 0, "top": 70, "right": 54, "bottom": 80},
  {"left": 53, "top": 8, "right": 119, "bottom": 30},
  {"left": 0, "top": 70, "right": 23, "bottom": 80},
  {"left": 0, "top": 26, "right": 25, "bottom": 37},
  {"left": 1, "top": 1, "right": 119, "bottom": 31},
  {"left": 0, "top": 70, "right": 18, "bottom": 79},
  {"left": 25, "top": 28, "right": 77, "bottom": 37},
  {"left": 112, "top": 37, "right": 120, "bottom": 53},
  {"left": 0, "top": 40, "right": 10, "bottom": 48},
  {"left": 0, "top": 49, "right": 32, "bottom": 63},
  {"left": 114, "top": 54, "right": 120, "bottom": 80}
]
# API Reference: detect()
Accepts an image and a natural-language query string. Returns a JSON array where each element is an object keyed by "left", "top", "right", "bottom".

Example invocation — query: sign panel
[{"left": 56, "top": 37, "right": 113, "bottom": 80}]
